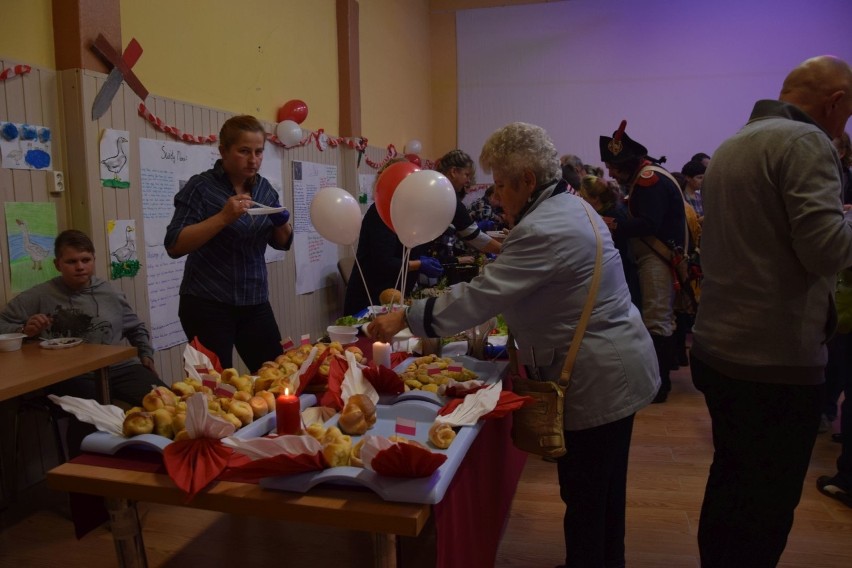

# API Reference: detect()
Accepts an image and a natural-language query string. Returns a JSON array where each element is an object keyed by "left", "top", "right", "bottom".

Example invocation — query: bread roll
[
  {"left": 233, "top": 390, "right": 252, "bottom": 402},
  {"left": 228, "top": 400, "right": 254, "bottom": 426},
  {"left": 428, "top": 421, "right": 456, "bottom": 449},
  {"left": 122, "top": 412, "right": 154, "bottom": 437},
  {"left": 151, "top": 408, "right": 175, "bottom": 439},
  {"left": 248, "top": 396, "right": 269, "bottom": 418},
  {"left": 350, "top": 438, "right": 367, "bottom": 468},
  {"left": 170, "top": 381, "right": 195, "bottom": 398},
  {"left": 388, "top": 435, "right": 427, "bottom": 450},
  {"left": 322, "top": 435, "right": 352, "bottom": 467},
  {"left": 379, "top": 288, "right": 402, "bottom": 305},
  {"left": 338, "top": 394, "right": 377, "bottom": 435}
]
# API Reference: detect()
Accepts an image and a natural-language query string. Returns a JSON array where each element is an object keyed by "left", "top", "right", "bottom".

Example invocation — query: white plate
[
  {"left": 40, "top": 337, "right": 84, "bottom": 349},
  {"left": 247, "top": 205, "right": 288, "bottom": 216}
]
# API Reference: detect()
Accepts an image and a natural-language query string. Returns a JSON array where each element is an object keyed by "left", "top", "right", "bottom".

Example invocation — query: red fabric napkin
[
  {"left": 370, "top": 442, "right": 447, "bottom": 478},
  {"left": 437, "top": 390, "right": 535, "bottom": 418},
  {"left": 443, "top": 383, "right": 487, "bottom": 398},
  {"left": 191, "top": 336, "right": 223, "bottom": 374},
  {"left": 362, "top": 362, "right": 405, "bottom": 394},
  {"left": 319, "top": 356, "right": 347, "bottom": 410},
  {"left": 162, "top": 438, "right": 234, "bottom": 502},
  {"left": 221, "top": 451, "right": 326, "bottom": 483},
  {"left": 295, "top": 348, "right": 330, "bottom": 396}
]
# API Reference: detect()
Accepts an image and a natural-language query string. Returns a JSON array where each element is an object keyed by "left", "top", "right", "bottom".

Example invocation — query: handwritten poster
[
  {"left": 140, "top": 138, "right": 219, "bottom": 350},
  {"left": 292, "top": 160, "right": 338, "bottom": 295}
]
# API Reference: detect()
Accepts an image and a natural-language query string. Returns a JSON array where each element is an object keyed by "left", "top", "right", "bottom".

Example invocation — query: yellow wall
[
  {"left": 0, "top": 0, "right": 549, "bottom": 156},
  {"left": 120, "top": 0, "right": 339, "bottom": 133},
  {"left": 360, "top": 0, "right": 433, "bottom": 157},
  {"left": 0, "top": 0, "right": 55, "bottom": 69}
]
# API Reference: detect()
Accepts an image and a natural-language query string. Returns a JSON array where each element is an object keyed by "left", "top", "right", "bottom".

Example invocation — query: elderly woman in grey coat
[{"left": 369, "top": 122, "right": 659, "bottom": 567}]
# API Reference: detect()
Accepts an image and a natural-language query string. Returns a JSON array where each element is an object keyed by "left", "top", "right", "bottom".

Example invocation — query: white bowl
[
  {"left": 0, "top": 333, "right": 26, "bottom": 352},
  {"left": 327, "top": 325, "right": 358, "bottom": 344}
]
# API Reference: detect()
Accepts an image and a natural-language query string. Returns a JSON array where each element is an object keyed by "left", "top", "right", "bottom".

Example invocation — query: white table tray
[{"left": 260, "top": 399, "right": 482, "bottom": 504}]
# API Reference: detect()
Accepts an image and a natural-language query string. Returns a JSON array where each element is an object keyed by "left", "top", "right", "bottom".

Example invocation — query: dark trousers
[
  {"left": 557, "top": 414, "right": 635, "bottom": 568},
  {"left": 837, "top": 381, "right": 851, "bottom": 486},
  {"left": 179, "top": 294, "right": 282, "bottom": 373},
  {"left": 690, "top": 355, "right": 823, "bottom": 568},
  {"left": 824, "top": 333, "right": 850, "bottom": 419}
]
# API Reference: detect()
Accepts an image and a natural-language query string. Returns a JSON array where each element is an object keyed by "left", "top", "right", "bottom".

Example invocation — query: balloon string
[
  {"left": 400, "top": 247, "right": 410, "bottom": 313},
  {"left": 351, "top": 244, "right": 375, "bottom": 311}
]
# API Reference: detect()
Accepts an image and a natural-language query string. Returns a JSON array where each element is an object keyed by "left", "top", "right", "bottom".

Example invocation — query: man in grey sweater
[
  {"left": 691, "top": 55, "right": 852, "bottom": 566},
  {"left": 0, "top": 230, "right": 165, "bottom": 407}
]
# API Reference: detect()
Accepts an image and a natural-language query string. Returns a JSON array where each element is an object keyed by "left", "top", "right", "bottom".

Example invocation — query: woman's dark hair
[
  {"left": 682, "top": 160, "right": 706, "bottom": 178},
  {"left": 435, "top": 149, "right": 474, "bottom": 176},
  {"left": 219, "top": 115, "right": 266, "bottom": 149},
  {"left": 54, "top": 229, "right": 94, "bottom": 257},
  {"left": 691, "top": 152, "right": 711, "bottom": 163}
]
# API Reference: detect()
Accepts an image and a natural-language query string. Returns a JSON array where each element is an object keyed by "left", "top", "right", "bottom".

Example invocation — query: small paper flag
[
  {"left": 214, "top": 383, "right": 236, "bottom": 398},
  {"left": 281, "top": 337, "right": 295, "bottom": 350},
  {"left": 201, "top": 374, "right": 218, "bottom": 390},
  {"left": 395, "top": 417, "right": 417, "bottom": 436},
  {"left": 300, "top": 334, "right": 311, "bottom": 346},
  {"left": 448, "top": 365, "right": 463, "bottom": 373}
]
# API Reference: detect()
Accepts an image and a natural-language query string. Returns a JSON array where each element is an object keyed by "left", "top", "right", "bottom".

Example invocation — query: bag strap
[
  {"left": 644, "top": 164, "right": 692, "bottom": 254},
  {"left": 507, "top": 199, "right": 603, "bottom": 388}
]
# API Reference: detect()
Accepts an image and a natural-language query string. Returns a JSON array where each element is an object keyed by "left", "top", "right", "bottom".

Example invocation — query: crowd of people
[{"left": 2, "top": 54, "right": 850, "bottom": 568}]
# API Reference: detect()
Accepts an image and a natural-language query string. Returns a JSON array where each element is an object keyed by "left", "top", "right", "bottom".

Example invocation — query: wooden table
[
  {"left": 0, "top": 342, "right": 137, "bottom": 507},
  {"left": 0, "top": 341, "right": 137, "bottom": 403},
  {"left": 48, "top": 461, "right": 431, "bottom": 568}
]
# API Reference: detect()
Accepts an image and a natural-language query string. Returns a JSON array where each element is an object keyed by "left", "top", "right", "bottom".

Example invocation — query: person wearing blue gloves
[
  {"left": 165, "top": 115, "right": 293, "bottom": 372},
  {"left": 343, "top": 158, "right": 444, "bottom": 316}
]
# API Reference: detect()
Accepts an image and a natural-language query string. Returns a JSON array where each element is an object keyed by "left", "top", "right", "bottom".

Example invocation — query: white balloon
[
  {"left": 276, "top": 120, "right": 303, "bottom": 146},
  {"left": 404, "top": 139, "right": 422, "bottom": 155},
  {"left": 310, "top": 187, "right": 363, "bottom": 245},
  {"left": 390, "top": 170, "right": 456, "bottom": 248}
]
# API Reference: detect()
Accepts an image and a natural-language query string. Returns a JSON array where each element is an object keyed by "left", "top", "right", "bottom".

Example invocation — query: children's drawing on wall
[
  {"left": 107, "top": 219, "right": 140, "bottom": 279},
  {"left": 4, "top": 201, "right": 59, "bottom": 293},
  {"left": 100, "top": 129, "right": 131, "bottom": 188},
  {"left": 0, "top": 122, "right": 52, "bottom": 170}
]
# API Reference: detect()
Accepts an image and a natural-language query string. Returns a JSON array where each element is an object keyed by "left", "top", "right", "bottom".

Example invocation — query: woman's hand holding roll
[{"left": 367, "top": 310, "right": 407, "bottom": 343}]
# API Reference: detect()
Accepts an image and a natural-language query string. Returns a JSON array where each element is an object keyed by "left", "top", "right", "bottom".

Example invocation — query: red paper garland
[
  {"left": 0, "top": 64, "right": 32, "bottom": 81},
  {"left": 136, "top": 102, "right": 429, "bottom": 169}
]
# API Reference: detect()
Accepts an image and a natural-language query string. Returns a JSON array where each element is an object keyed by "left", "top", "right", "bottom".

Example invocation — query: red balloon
[
  {"left": 374, "top": 161, "right": 419, "bottom": 232},
  {"left": 277, "top": 99, "right": 308, "bottom": 124},
  {"left": 404, "top": 153, "right": 422, "bottom": 167}
]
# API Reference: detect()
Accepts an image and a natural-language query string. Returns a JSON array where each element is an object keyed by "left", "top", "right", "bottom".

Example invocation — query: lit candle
[
  {"left": 276, "top": 388, "right": 300, "bottom": 435},
  {"left": 373, "top": 341, "right": 392, "bottom": 369}
]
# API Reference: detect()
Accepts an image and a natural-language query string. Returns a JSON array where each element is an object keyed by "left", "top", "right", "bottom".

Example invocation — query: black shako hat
[{"left": 599, "top": 120, "right": 648, "bottom": 164}]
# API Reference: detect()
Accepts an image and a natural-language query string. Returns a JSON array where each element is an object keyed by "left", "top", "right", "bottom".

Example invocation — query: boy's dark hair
[{"left": 54, "top": 229, "right": 95, "bottom": 257}]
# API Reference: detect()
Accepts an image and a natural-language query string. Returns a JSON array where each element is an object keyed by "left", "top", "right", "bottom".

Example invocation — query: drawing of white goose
[
  {"left": 15, "top": 218, "right": 49, "bottom": 270},
  {"left": 101, "top": 136, "right": 128, "bottom": 178},
  {"left": 111, "top": 225, "right": 136, "bottom": 263}
]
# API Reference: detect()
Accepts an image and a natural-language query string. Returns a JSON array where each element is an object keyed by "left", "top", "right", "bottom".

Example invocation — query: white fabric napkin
[
  {"left": 48, "top": 394, "right": 124, "bottom": 436},
  {"left": 340, "top": 350, "right": 379, "bottom": 405},
  {"left": 435, "top": 382, "right": 502, "bottom": 426},
  {"left": 183, "top": 343, "right": 217, "bottom": 382},
  {"left": 288, "top": 345, "right": 319, "bottom": 394},
  {"left": 221, "top": 433, "right": 321, "bottom": 460},
  {"left": 184, "top": 392, "right": 236, "bottom": 439}
]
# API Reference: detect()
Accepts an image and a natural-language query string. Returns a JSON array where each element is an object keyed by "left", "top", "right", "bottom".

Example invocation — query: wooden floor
[{"left": 1, "top": 364, "right": 850, "bottom": 567}]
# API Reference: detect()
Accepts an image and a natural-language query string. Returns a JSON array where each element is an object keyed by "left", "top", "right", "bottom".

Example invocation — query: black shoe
[
  {"left": 817, "top": 475, "right": 852, "bottom": 508},
  {"left": 652, "top": 388, "right": 668, "bottom": 404}
]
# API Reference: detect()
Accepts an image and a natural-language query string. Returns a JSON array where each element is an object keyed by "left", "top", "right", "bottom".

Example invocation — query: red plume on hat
[
  {"left": 599, "top": 119, "right": 647, "bottom": 164},
  {"left": 609, "top": 120, "right": 627, "bottom": 155}
]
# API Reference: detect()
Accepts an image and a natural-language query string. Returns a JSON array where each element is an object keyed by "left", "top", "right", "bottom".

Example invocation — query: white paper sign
[{"left": 292, "top": 160, "right": 339, "bottom": 295}]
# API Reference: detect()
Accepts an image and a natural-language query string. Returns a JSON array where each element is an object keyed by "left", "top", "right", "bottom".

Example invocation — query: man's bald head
[{"left": 780, "top": 55, "right": 852, "bottom": 138}]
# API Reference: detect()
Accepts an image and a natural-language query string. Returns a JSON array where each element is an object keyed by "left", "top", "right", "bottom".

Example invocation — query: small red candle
[{"left": 276, "top": 388, "right": 301, "bottom": 435}]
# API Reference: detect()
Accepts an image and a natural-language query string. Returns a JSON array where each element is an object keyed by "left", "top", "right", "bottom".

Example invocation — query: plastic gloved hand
[
  {"left": 476, "top": 219, "right": 496, "bottom": 232},
  {"left": 418, "top": 256, "right": 444, "bottom": 278},
  {"left": 269, "top": 209, "right": 290, "bottom": 227}
]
